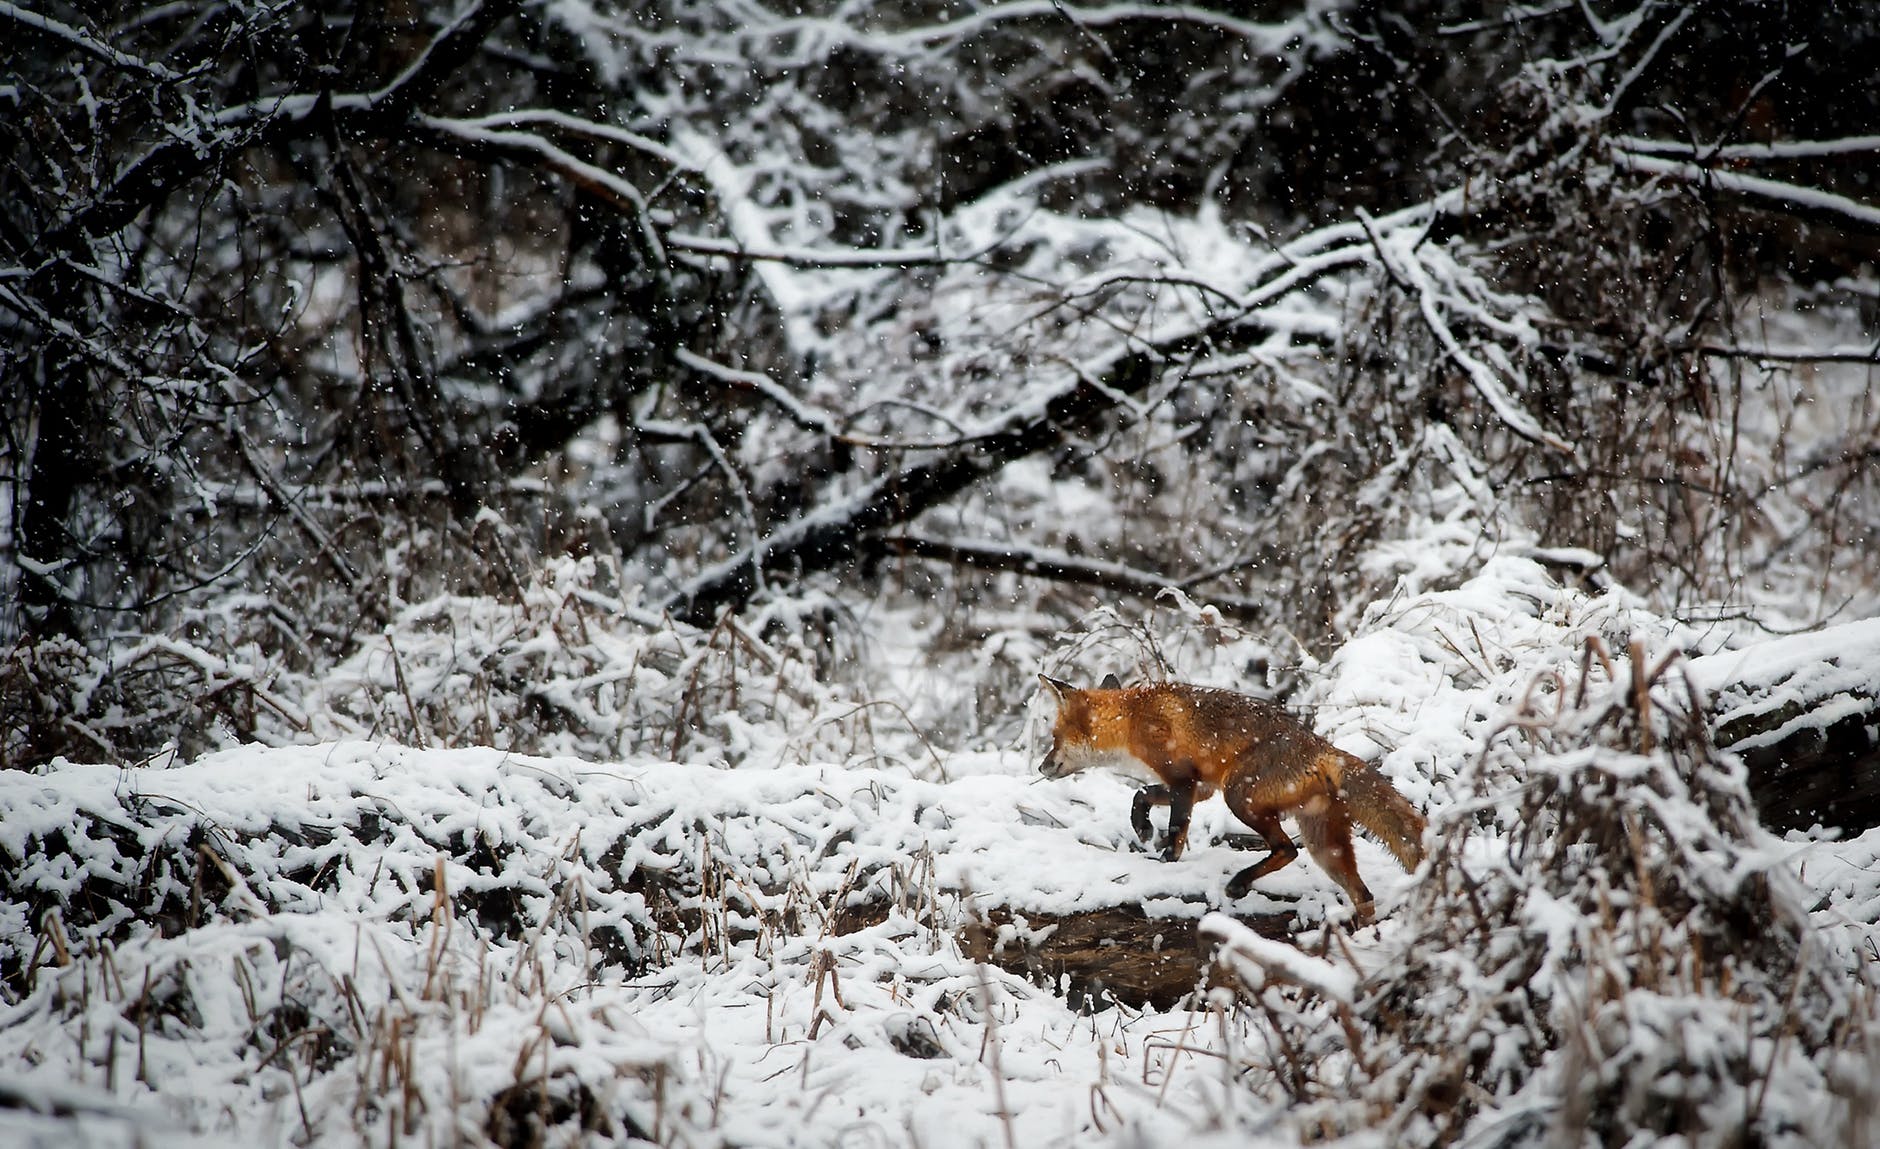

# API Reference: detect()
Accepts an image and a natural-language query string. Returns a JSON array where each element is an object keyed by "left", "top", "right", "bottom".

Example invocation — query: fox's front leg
[
  {"left": 1130, "top": 785, "right": 1170, "bottom": 844},
  {"left": 1131, "top": 781, "right": 1196, "bottom": 861}
]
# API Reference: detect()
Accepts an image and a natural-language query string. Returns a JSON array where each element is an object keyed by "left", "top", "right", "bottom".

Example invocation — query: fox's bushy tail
[{"left": 1341, "top": 763, "right": 1427, "bottom": 871}]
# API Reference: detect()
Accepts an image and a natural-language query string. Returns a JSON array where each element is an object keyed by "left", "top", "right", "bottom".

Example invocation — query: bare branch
[
  {"left": 869, "top": 536, "right": 1266, "bottom": 622},
  {"left": 225, "top": 423, "right": 362, "bottom": 590},
  {"left": 32, "top": 0, "right": 522, "bottom": 259}
]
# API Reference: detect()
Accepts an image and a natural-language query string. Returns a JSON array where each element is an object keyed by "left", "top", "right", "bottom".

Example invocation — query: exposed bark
[
  {"left": 1690, "top": 621, "right": 1880, "bottom": 834},
  {"left": 15, "top": 365, "right": 91, "bottom": 638},
  {"left": 1712, "top": 679, "right": 1880, "bottom": 835},
  {"left": 962, "top": 902, "right": 1297, "bottom": 1010}
]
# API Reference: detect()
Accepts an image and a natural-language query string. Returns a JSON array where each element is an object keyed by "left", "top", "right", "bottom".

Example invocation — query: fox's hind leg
[
  {"left": 1297, "top": 806, "right": 1376, "bottom": 925},
  {"left": 1223, "top": 810, "right": 1300, "bottom": 898}
]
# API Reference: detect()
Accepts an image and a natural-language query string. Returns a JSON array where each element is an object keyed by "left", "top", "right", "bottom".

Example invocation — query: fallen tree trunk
[
  {"left": 661, "top": 230, "right": 1384, "bottom": 626},
  {"left": 961, "top": 902, "right": 1297, "bottom": 1010},
  {"left": 1693, "top": 618, "right": 1880, "bottom": 834},
  {"left": 664, "top": 348, "right": 1168, "bottom": 625}
]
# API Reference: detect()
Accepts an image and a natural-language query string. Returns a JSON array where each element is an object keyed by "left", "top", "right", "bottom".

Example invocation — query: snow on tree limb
[
  {"left": 420, "top": 114, "right": 978, "bottom": 276},
  {"left": 1201, "top": 913, "right": 1356, "bottom": 1002},
  {"left": 418, "top": 115, "right": 667, "bottom": 263},
  {"left": 34, "top": 0, "right": 523, "bottom": 256},
  {"left": 1366, "top": 217, "right": 1575, "bottom": 455},
  {"left": 0, "top": 1, "right": 180, "bottom": 79},
  {"left": 868, "top": 535, "right": 1267, "bottom": 622},
  {"left": 675, "top": 350, "right": 842, "bottom": 439},
  {"left": 1614, "top": 134, "right": 1880, "bottom": 161},
  {"left": 1613, "top": 148, "right": 1880, "bottom": 236},
  {"left": 431, "top": 109, "right": 701, "bottom": 171}
]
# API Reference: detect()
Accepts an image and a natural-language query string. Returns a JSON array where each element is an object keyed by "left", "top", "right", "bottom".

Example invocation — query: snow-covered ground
[
  {"left": 0, "top": 740, "right": 1394, "bottom": 1149},
  {"left": 6, "top": 557, "right": 1878, "bottom": 1148}
]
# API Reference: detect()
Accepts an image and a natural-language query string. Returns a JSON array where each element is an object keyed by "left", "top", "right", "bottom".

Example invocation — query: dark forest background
[{"left": 3, "top": 0, "right": 1877, "bottom": 764}]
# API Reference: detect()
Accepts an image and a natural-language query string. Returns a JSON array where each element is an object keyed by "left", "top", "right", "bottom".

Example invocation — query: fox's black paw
[{"left": 1224, "top": 865, "right": 1268, "bottom": 899}]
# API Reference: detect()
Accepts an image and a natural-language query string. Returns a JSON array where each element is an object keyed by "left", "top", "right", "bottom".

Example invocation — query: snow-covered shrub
[
  {"left": 1, "top": 542, "right": 938, "bottom": 778},
  {"left": 303, "top": 553, "right": 916, "bottom": 770},
  {"left": 0, "top": 621, "right": 302, "bottom": 767},
  {"left": 0, "top": 744, "right": 1105, "bottom": 1147},
  {"left": 1349, "top": 640, "right": 1875, "bottom": 1146},
  {"left": 1150, "top": 549, "right": 1880, "bottom": 1147}
]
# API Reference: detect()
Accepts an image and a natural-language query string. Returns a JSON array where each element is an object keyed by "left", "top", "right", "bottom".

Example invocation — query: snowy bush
[
  {"left": 1198, "top": 614, "right": 1880, "bottom": 1146},
  {"left": 1361, "top": 643, "right": 1861, "bottom": 1145},
  {"left": 307, "top": 554, "right": 899, "bottom": 769},
  {"left": 5, "top": 3, "right": 1879, "bottom": 1147}
]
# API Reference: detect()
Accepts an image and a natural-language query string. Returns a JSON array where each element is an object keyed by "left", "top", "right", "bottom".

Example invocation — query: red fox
[{"left": 1038, "top": 674, "right": 1426, "bottom": 923}]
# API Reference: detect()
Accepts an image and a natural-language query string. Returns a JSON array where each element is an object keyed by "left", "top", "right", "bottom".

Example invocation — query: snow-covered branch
[
  {"left": 418, "top": 114, "right": 666, "bottom": 261},
  {"left": 675, "top": 349, "right": 842, "bottom": 439},
  {"left": 0, "top": 1, "right": 180, "bottom": 79},
  {"left": 1368, "top": 218, "right": 1573, "bottom": 454},
  {"left": 1614, "top": 134, "right": 1880, "bottom": 161},
  {"left": 434, "top": 109, "right": 701, "bottom": 171},
  {"left": 870, "top": 535, "right": 1268, "bottom": 622},
  {"left": 1613, "top": 148, "right": 1880, "bottom": 235}
]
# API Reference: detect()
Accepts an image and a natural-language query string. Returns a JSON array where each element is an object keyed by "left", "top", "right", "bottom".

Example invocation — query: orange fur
[{"left": 1039, "top": 675, "right": 1426, "bottom": 923}]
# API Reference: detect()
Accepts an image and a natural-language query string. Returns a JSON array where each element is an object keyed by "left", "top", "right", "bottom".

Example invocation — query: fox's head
[{"left": 1037, "top": 672, "right": 1123, "bottom": 779}]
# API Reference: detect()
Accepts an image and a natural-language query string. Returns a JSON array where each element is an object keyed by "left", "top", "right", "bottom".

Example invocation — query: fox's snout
[{"left": 1039, "top": 742, "right": 1067, "bottom": 778}]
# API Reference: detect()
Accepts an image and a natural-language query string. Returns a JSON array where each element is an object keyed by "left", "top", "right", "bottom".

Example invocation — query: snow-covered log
[{"left": 1693, "top": 618, "right": 1880, "bottom": 833}]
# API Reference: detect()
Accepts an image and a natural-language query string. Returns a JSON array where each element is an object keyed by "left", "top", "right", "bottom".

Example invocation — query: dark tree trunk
[{"left": 16, "top": 344, "right": 92, "bottom": 640}]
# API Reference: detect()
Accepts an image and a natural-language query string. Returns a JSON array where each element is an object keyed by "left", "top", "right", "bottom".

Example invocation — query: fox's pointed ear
[
  {"left": 1038, "top": 673, "right": 1074, "bottom": 699},
  {"left": 1099, "top": 673, "right": 1123, "bottom": 690}
]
